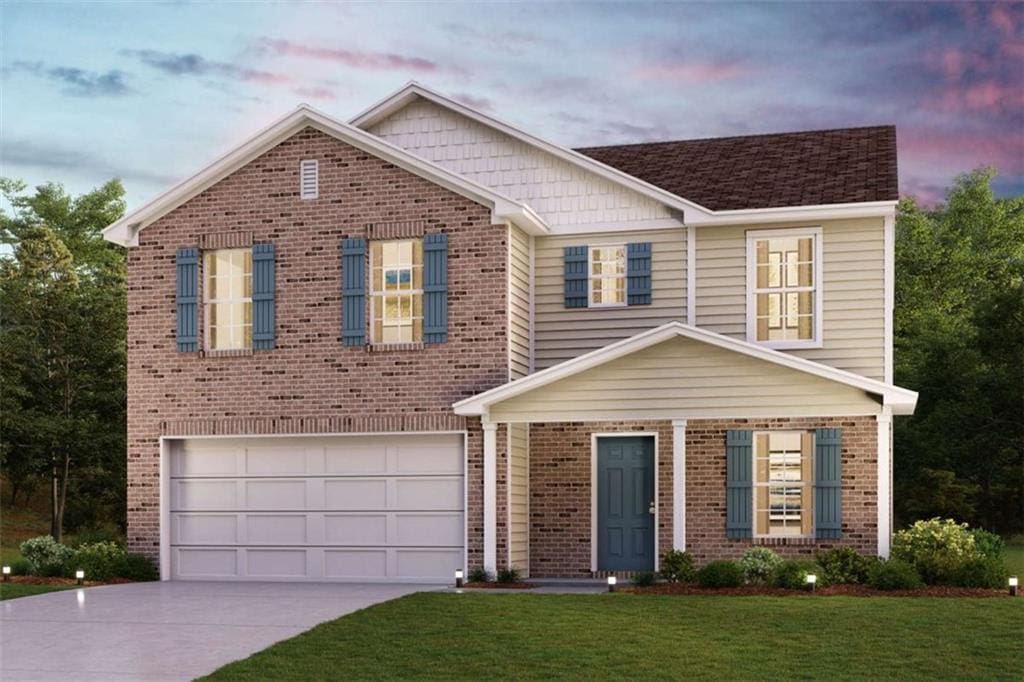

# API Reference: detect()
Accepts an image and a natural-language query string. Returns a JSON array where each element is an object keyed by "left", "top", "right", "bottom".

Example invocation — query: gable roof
[
  {"left": 453, "top": 322, "right": 918, "bottom": 417},
  {"left": 102, "top": 104, "right": 549, "bottom": 247},
  {"left": 576, "top": 126, "right": 898, "bottom": 212}
]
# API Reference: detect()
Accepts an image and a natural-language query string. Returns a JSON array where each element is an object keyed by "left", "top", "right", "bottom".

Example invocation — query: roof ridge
[{"left": 575, "top": 124, "right": 895, "bottom": 151}]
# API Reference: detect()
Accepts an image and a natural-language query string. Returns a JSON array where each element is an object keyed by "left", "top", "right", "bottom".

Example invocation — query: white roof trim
[
  {"left": 453, "top": 321, "right": 918, "bottom": 417},
  {"left": 102, "top": 104, "right": 550, "bottom": 247}
]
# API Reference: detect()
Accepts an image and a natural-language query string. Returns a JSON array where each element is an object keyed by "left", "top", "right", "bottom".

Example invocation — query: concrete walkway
[{"left": 0, "top": 580, "right": 439, "bottom": 681}]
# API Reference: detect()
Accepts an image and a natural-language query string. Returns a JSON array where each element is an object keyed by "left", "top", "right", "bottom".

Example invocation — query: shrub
[
  {"left": 773, "top": 559, "right": 825, "bottom": 589},
  {"left": 659, "top": 550, "right": 696, "bottom": 583},
  {"left": 971, "top": 529, "right": 1005, "bottom": 560},
  {"left": 950, "top": 556, "right": 1008, "bottom": 589},
  {"left": 632, "top": 570, "right": 657, "bottom": 587},
  {"left": 9, "top": 558, "right": 31, "bottom": 576},
  {"left": 72, "top": 542, "right": 128, "bottom": 581},
  {"left": 20, "top": 536, "right": 74, "bottom": 576},
  {"left": 891, "top": 518, "right": 977, "bottom": 584},
  {"left": 868, "top": 559, "right": 922, "bottom": 590},
  {"left": 697, "top": 560, "right": 744, "bottom": 588},
  {"left": 118, "top": 553, "right": 158, "bottom": 582},
  {"left": 739, "top": 547, "right": 783, "bottom": 585},
  {"left": 496, "top": 567, "right": 521, "bottom": 584},
  {"left": 70, "top": 526, "right": 122, "bottom": 547},
  {"left": 467, "top": 567, "right": 492, "bottom": 583},
  {"left": 815, "top": 547, "right": 875, "bottom": 585}
]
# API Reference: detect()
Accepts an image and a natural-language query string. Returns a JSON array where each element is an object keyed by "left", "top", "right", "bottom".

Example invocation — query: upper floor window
[
  {"left": 754, "top": 431, "right": 813, "bottom": 537},
  {"left": 589, "top": 245, "right": 626, "bottom": 307},
  {"left": 204, "top": 248, "right": 252, "bottom": 350},
  {"left": 746, "top": 228, "right": 822, "bottom": 348},
  {"left": 371, "top": 239, "right": 423, "bottom": 344}
]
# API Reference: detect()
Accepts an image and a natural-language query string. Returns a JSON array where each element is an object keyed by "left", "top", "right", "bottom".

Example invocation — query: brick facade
[{"left": 126, "top": 127, "right": 508, "bottom": 560}]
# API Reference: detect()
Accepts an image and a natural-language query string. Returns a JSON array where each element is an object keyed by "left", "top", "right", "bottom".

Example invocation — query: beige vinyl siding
[
  {"left": 509, "top": 226, "right": 531, "bottom": 379},
  {"left": 695, "top": 218, "right": 885, "bottom": 381},
  {"left": 488, "top": 336, "right": 881, "bottom": 423},
  {"left": 534, "top": 229, "right": 687, "bottom": 370},
  {"left": 508, "top": 423, "right": 529, "bottom": 574}
]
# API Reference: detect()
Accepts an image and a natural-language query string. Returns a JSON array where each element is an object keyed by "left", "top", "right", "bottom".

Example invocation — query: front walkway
[{"left": 0, "top": 580, "right": 438, "bottom": 681}]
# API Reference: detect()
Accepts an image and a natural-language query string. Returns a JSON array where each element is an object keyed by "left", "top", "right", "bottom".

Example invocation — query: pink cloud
[
  {"left": 292, "top": 86, "right": 335, "bottom": 100},
  {"left": 632, "top": 60, "right": 749, "bottom": 83},
  {"left": 450, "top": 92, "right": 492, "bottom": 111},
  {"left": 990, "top": 3, "right": 1019, "bottom": 37},
  {"left": 253, "top": 38, "right": 455, "bottom": 74}
]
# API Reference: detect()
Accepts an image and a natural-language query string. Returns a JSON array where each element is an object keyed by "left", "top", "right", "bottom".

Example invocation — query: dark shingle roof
[{"left": 575, "top": 126, "right": 897, "bottom": 211}]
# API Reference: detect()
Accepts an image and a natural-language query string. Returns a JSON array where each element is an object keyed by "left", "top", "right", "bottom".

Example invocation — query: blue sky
[{"left": 3, "top": 2, "right": 1021, "bottom": 209}]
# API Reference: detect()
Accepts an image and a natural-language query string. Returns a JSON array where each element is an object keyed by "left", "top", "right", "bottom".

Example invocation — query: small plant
[
  {"left": 20, "top": 536, "right": 74, "bottom": 576},
  {"left": 632, "top": 570, "right": 657, "bottom": 587},
  {"left": 815, "top": 547, "right": 875, "bottom": 585},
  {"left": 659, "top": 550, "right": 695, "bottom": 583},
  {"left": 496, "top": 566, "right": 521, "bottom": 584},
  {"left": 772, "top": 559, "right": 825, "bottom": 590},
  {"left": 970, "top": 529, "right": 1005, "bottom": 560},
  {"left": 891, "top": 518, "right": 977, "bottom": 584},
  {"left": 739, "top": 547, "right": 783, "bottom": 585},
  {"left": 73, "top": 541, "right": 128, "bottom": 581},
  {"left": 467, "top": 566, "right": 492, "bottom": 583},
  {"left": 118, "top": 553, "right": 158, "bottom": 581},
  {"left": 697, "top": 560, "right": 744, "bottom": 588},
  {"left": 950, "top": 556, "right": 1007, "bottom": 589},
  {"left": 868, "top": 558, "right": 922, "bottom": 590},
  {"left": 9, "top": 558, "right": 31, "bottom": 576}
]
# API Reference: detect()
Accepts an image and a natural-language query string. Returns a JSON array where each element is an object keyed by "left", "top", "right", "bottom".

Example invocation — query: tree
[
  {"left": 0, "top": 179, "right": 127, "bottom": 538},
  {"left": 894, "top": 169, "right": 1024, "bottom": 535}
]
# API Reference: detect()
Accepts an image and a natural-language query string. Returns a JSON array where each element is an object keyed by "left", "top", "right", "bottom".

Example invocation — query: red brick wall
[
  {"left": 126, "top": 127, "right": 508, "bottom": 560},
  {"left": 526, "top": 416, "right": 878, "bottom": 577}
]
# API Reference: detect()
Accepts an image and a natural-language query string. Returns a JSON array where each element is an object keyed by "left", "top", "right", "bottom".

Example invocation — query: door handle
[{"left": 648, "top": 501, "right": 656, "bottom": 515}]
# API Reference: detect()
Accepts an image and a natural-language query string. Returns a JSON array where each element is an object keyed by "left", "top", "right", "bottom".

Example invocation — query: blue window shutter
[
  {"left": 626, "top": 242, "right": 652, "bottom": 306},
  {"left": 564, "top": 246, "right": 588, "bottom": 308},
  {"left": 251, "top": 243, "right": 276, "bottom": 350},
  {"left": 726, "top": 430, "right": 753, "bottom": 539},
  {"left": 423, "top": 233, "right": 448, "bottom": 344},
  {"left": 341, "top": 238, "right": 366, "bottom": 346},
  {"left": 815, "top": 428, "right": 843, "bottom": 539},
  {"left": 175, "top": 247, "right": 199, "bottom": 352}
]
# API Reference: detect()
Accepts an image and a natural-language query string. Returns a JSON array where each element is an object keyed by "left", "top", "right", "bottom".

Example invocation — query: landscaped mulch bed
[
  {"left": 623, "top": 583, "right": 1010, "bottom": 597},
  {"left": 463, "top": 581, "right": 535, "bottom": 589},
  {"left": 3, "top": 575, "right": 126, "bottom": 587}
]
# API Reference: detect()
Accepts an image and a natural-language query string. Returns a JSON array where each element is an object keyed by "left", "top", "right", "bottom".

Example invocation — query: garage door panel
[
  {"left": 324, "top": 514, "right": 388, "bottom": 545},
  {"left": 246, "top": 514, "right": 308, "bottom": 544},
  {"left": 324, "top": 549, "right": 388, "bottom": 579},
  {"left": 394, "top": 477, "right": 463, "bottom": 510},
  {"left": 393, "top": 513, "right": 463, "bottom": 546},
  {"left": 174, "top": 447, "right": 238, "bottom": 477},
  {"left": 245, "top": 447, "right": 309, "bottom": 476},
  {"left": 175, "top": 548, "right": 239, "bottom": 578},
  {"left": 174, "top": 480, "right": 239, "bottom": 510},
  {"left": 174, "top": 513, "right": 238, "bottom": 545},
  {"left": 246, "top": 549, "right": 308, "bottom": 578},
  {"left": 396, "top": 549, "right": 461, "bottom": 579},
  {"left": 245, "top": 479, "right": 307, "bottom": 509},
  {"left": 324, "top": 443, "right": 389, "bottom": 475},
  {"left": 395, "top": 444, "right": 463, "bottom": 475},
  {"left": 323, "top": 479, "right": 388, "bottom": 510}
]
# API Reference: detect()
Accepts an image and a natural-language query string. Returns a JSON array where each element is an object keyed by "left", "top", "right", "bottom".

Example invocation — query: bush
[
  {"left": 739, "top": 547, "right": 783, "bottom": 585},
  {"left": 659, "top": 550, "right": 696, "bottom": 583},
  {"left": 72, "top": 542, "right": 128, "bottom": 581},
  {"left": 70, "top": 526, "right": 122, "bottom": 547},
  {"left": 496, "top": 567, "right": 521, "bottom": 584},
  {"left": 868, "top": 559, "right": 922, "bottom": 590},
  {"left": 950, "top": 556, "right": 1008, "bottom": 589},
  {"left": 20, "top": 536, "right": 74, "bottom": 576},
  {"left": 467, "top": 567, "right": 491, "bottom": 583},
  {"left": 815, "top": 547, "right": 875, "bottom": 585},
  {"left": 892, "top": 518, "right": 977, "bottom": 584},
  {"left": 118, "top": 553, "right": 158, "bottom": 582},
  {"left": 971, "top": 529, "right": 1005, "bottom": 560},
  {"left": 9, "top": 558, "right": 31, "bottom": 576},
  {"left": 697, "top": 561, "right": 744, "bottom": 588},
  {"left": 773, "top": 559, "right": 825, "bottom": 589},
  {"left": 632, "top": 570, "right": 657, "bottom": 587}
]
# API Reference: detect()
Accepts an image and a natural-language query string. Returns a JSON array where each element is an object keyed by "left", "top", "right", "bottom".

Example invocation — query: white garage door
[{"left": 169, "top": 433, "right": 464, "bottom": 582}]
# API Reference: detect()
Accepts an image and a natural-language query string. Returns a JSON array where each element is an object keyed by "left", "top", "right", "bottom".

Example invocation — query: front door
[{"left": 597, "top": 436, "right": 655, "bottom": 571}]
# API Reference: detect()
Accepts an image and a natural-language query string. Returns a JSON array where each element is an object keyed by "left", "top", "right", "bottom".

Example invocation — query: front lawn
[
  {"left": 0, "top": 582, "right": 76, "bottom": 601},
  {"left": 204, "top": 593, "right": 1022, "bottom": 681}
]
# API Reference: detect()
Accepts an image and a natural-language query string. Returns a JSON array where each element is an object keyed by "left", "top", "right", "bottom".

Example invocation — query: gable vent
[{"left": 300, "top": 159, "right": 319, "bottom": 199}]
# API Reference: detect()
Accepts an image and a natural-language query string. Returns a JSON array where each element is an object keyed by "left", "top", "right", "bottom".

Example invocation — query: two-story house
[{"left": 103, "top": 82, "right": 917, "bottom": 582}]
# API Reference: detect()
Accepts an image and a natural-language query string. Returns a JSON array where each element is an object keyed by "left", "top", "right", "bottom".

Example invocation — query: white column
[
  {"left": 877, "top": 407, "right": 893, "bottom": 558},
  {"left": 686, "top": 227, "right": 696, "bottom": 326},
  {"left": 672, "top": 419, "right": 687, "bottom": 551},
  {"left": 883, "top": 213, "right": 895, "bottom": 385},
  {"left": 482, "top": 421, "right": 498, "bottom": 574}
]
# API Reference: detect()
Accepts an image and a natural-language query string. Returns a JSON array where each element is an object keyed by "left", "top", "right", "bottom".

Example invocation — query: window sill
[
  {"left": 747, "top": 338, "right": 824, "bottom": 351},
  {"left": 201, "top": 348, "right": 254, "bottom": 358},
  {"left": 367, "top": 342, "right": 424, "bottom": 353},
  {"left": 752, "top": 536, "right": 817, "bottom": 546}
]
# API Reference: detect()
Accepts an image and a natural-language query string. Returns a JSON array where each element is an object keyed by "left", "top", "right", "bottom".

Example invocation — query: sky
[{"left": 2, "top": 1, "right": 1022, "bottom": 210}]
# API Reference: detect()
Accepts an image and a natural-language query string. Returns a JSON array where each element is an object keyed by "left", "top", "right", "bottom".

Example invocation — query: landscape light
[
  {"left": 2, "top": 566, "right": 10, "bottom": 582},
  {"left": 455, "top": 569, "right": 464, "bottom": 588},
  {"left": 805, "top": 574, "right": 817, "bottom": 592},
  {"left": 75, "top": 569, "right": 85, "bottom": 585},
  {"left": 607, "top": 576, "right": 617, "bottom": 593},
  {"left": 1010, "top": 576, "right": 1019, "bottom": 597}
]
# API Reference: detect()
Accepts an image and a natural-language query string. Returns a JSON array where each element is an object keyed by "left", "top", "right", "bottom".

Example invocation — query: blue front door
[{"left": 597, "top": 436, "right": 655, "bottom": 571}]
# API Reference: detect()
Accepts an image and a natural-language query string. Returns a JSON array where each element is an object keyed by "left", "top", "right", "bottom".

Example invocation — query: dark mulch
[
  {"left": 623, "top": 583, "right": 1010, "bottom": 598},
  {"left": 4, "top": 575, "right": 127, "bottom": 587},
  {"left": 463, "top": 581, "right": 535, "bottom": 589}
]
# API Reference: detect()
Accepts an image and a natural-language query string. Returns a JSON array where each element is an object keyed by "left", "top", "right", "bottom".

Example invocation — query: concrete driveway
[{"left": 1, "top": 580, "right": 439, "bottom": 681}]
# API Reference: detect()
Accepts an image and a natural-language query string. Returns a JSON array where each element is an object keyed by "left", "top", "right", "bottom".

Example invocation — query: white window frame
[
  {"left": 587, "top": 244, "right": 627, "bottom": 308},
  {"left": 752, "top": 430, "right": 815, "bottom": 539},
  {"left": 745, "top": 227, "right": 823, "bottom": 349},
  {"left": 370, "top": 239, "right": 423, "bottom": 344},
  {"left": 203, "top": 248, "right": 253, "bottom": 351}
]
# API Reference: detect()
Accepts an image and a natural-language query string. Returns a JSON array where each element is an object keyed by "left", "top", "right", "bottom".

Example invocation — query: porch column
[
  {"left": 672, "top": 419, "right": 687, "bottom": 551},
  {"left": 877, "top": 407, "right": 893, "bottom": 558},
  {"left": 483, "top": 421, "right": 498, "bottom": 574}
]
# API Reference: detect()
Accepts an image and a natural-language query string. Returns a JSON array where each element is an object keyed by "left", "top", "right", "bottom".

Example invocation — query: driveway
[{"left": 1, "top": 580, "right": 438, "bottom": 681}]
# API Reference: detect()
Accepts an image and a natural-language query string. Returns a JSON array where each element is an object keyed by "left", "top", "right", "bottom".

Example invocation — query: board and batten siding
[
  {"left": 509, "top": 226, "right": 531, "bottom": 379},
  {"left": 368, "top": 98, "right": 680, "bottom": 229},
  {"left": 533, "top": 229, "right": 687, "bottom": 370},
  {"left": 508, "top": 423, "right": 529, "bottom": 574},
  {"left": 487, "top": 336, "right": 881, "bottom": 423},
  {"left": 695, "top": 218, "right": 885, "bottom": 381}
]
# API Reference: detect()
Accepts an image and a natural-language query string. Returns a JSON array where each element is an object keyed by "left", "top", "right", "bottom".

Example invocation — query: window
[
  {"left": 747, "top": 228, "right": 822, "bottom": 348},
  {"left": 754, "top": 431, "right": 814, "bottom": 537},
  {"left": 371, "top": 240, "right": 423, "bottom": 344},
  {"left": 300, "top": 160, "right": 318, "bottom": 199},
  {"left": 204, "top": 249, "right": 252, "bottom": 350},
  {"left": 589, "top": 245, "right": 626, "bottom": 306}
]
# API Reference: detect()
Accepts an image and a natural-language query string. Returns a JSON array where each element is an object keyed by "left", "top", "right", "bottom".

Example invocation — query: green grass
[
  {"left": 204, "top": 593, "right": 1023, "bottom": 681},
  {"left": 1004, "top": 543, "right": 1024, "bottom": 577},
  {"left": 0, "top": 582, "right": 76, "bottom": 601}
]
